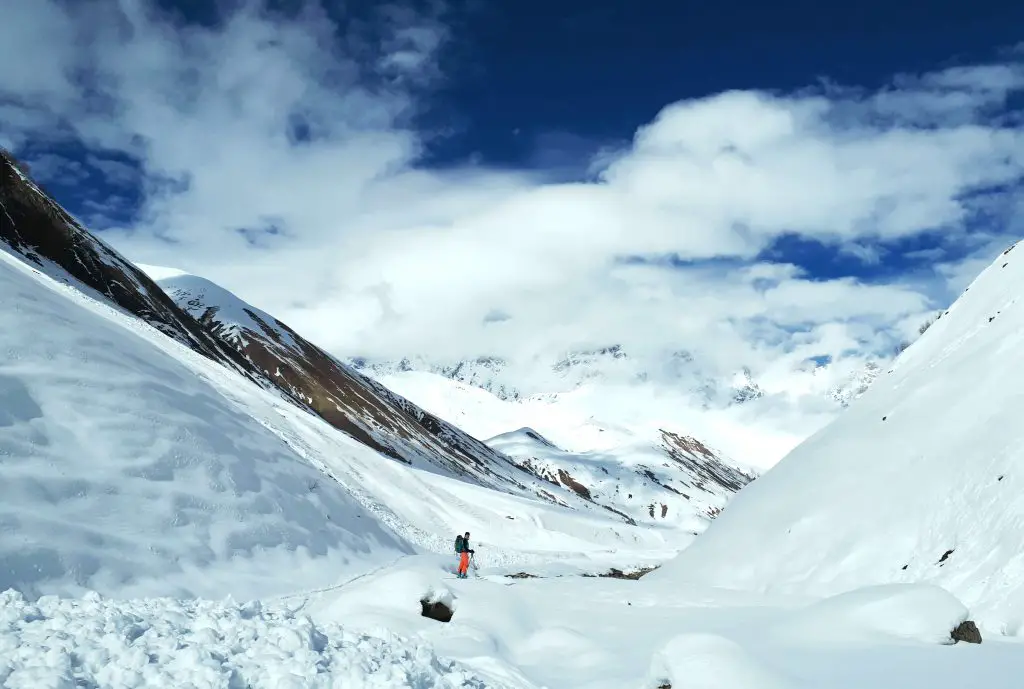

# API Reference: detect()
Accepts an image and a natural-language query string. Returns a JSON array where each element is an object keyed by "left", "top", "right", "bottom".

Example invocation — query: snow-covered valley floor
[{"left": 4, "top": 554, "right": 1019, "bottom": 689}]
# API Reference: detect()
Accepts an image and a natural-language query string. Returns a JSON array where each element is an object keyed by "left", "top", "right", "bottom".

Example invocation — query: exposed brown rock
[
  {"left": 557, "top": 468, "right": 592, "bottom": 499},
  {"left": 660, "top": 429, "right": 756, "bottom": 494},
  {"left": 420, "top": 598, "right": 453, "bottom": 623},
  {"left": 951, "top": 620, "right": 982, "bottom": 644}
]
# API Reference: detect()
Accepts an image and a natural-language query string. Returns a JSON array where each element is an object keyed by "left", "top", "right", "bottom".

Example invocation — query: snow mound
[
  {"left": 653, "top": 240, "right": 1024, "bottom": 629},
  {"left": 0, "top": 244, "right": 409, "bottom": 600},
  {"left": 770, "top": 584, "right": 969, "bottom": 646},
  {"left": 0, "top": 589, "right": 499, "bottom": 689},
  {"left": 643, "top": 633, "right": 795, "bottom": 689}
]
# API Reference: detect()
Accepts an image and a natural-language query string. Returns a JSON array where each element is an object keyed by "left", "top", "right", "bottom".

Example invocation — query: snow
[
  {"left": 770, "top": 584, "right": 969, "bottom": 646},
  {"left": 653, "top": 240, "right": 1024, "bottom": 632},
  {"left": 138, "top": 264, "right": 300, "bottom": 350},
  {"left": 644, "top": 634, "right": 797, "bottom": 689},
  {"left": 6, "top": 176, "right": 1024, "bottom": 687},
  {"left": 0, "top": 589, "right": 499, "bottom": 689},
  {"left": 0, "top": 248, "right": 411, "bottom": 600},
  {"left": 303, "top": 556, "right": 1024, "bottom": 689}
]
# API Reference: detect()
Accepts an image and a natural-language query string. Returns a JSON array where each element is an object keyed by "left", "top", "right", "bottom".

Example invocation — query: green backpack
[{"left": 454, "top": 535, "right": 464, "bottom": 554}]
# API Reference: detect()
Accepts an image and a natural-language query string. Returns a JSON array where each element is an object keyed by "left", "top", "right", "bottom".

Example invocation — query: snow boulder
[
  {"left": 768, "top": 584, "right": 972, "bottom": 646},
  {"left": 642, "top": 633, "right": 795, "bottom": 689},
  {"left": 319, "top": 562, "right": 460, "bottom": 630}
]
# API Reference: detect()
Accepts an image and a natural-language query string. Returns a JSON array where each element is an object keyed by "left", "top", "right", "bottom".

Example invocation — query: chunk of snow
[
  {"left": 644, "top": 633, "right": 795, "bottom": 689},
  {"left": 768, "top": 584, "right": 970, "bottom": 646}
]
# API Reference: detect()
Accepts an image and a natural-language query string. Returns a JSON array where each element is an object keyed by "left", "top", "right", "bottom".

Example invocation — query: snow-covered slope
[
  {"left": 652, "top": 239, "right": 1024, "bottom": 632},
  {"left": 488, "top": 426, "right": 752, "bottom": 529},
  {"left": 138, "top": 265, "right": 617, "bottom": 516},
  {"left": 0, "top": 149, "right": 613, "bottom": 515},
  {"left": 0, "top": 149, "right": 248, "bottom": 367},
  {"left": 0, "top": 247, "right": 411, "bottom": 600},
  {"left": 363, "top": 370, "right": 756, "bottom": 528},
  {"left": 353, "top": 352, "right": 882, "bottom": 472}
]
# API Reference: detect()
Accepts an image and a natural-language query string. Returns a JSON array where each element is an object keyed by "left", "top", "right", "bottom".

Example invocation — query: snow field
[
  {"left": 0, "top": 589, "right": 499, "bottom": 689},
  {"left": 308, "top": 556, "right": 1015, "bottom": 689}
]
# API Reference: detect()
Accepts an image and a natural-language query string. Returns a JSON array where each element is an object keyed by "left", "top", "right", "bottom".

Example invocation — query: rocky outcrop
[
  {"left": 660, "top": 430, "right": 756, "bottom": 494},
  {"left": 0, "top": 148, "right": 251, "bottom": 374}
]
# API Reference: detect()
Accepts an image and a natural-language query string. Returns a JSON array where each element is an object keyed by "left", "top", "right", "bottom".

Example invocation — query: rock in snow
[{"left": 951, "top": 620, "right": 983, "bottom": 644}]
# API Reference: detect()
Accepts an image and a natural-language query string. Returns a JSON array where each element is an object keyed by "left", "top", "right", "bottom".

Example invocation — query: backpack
[{"left": 454, "top": 535, "right": 464, "bottom": 554}]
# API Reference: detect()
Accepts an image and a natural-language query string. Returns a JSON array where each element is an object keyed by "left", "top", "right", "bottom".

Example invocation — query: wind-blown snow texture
[
  {"left": 656, "top": 240, "right": 1024, "bottom": 632},
  {"left": 0, "top": 248, "right": 410, "bottom": 600}
]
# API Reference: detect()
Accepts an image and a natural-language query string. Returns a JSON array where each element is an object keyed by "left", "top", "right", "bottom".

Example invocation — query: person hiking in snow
[{"left": 455, "top": 531, "right": 475, "bottom": 579}]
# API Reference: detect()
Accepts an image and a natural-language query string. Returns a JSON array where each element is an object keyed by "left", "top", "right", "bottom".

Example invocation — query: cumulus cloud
[{"left": 2, "top": 0, "right": 1024, "bottom": 402}]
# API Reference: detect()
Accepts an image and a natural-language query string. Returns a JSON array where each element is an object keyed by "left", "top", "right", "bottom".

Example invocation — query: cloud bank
[{"left": 3, "top": 0, "right": 1024, "bottom": 399}]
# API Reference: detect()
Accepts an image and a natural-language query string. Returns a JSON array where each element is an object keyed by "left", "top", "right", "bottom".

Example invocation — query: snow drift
[{"left": 652, "top": 239, "right": 1024, "bottom": 631}]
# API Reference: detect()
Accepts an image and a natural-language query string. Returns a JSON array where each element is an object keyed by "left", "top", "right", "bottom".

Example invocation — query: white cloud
[{"left": 2, "top": 0, "right": 1024, "bottom": 399}]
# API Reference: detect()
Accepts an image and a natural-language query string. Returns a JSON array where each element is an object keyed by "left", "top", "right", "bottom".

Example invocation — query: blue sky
[
  {"left": 2, "top": 0, "right": 1023, "bottom": 394},
  {"left": 420, "top": 0, "right": 1024, "bottom": 166}
]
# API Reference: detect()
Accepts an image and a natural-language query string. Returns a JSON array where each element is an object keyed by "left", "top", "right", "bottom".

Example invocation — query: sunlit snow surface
[
  {"left": 656, "top": 240, "right": 1024, "bottom": 632},
  {"left": 4, "top": 234, "right": 1024, "bottom": 687}
]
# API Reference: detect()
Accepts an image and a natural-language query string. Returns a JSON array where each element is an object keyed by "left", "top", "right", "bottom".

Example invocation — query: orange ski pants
[{"left": 458, "top": 551, "right": 469, "bottom": 576}]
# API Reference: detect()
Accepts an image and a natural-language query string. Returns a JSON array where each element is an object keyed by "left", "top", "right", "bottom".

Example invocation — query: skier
[{"left": 454, "top": 531, "right": 475, "bottom": 578}]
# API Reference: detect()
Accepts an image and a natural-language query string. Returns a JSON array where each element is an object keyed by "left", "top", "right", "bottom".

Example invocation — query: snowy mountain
[
  {"left": 135, "top": 267, "right": 755, "bottom": 528},
  {"left": 0, "top": 237, "right": 412, "bottom": 600},
  {"left": 349, "top": 345, "right": 885, "bottom": 476},
  {"left": 0, "top": 149, "right": 672, "bottom": 593},
  {"left": 364, "top": 369, "right": 756, "bottom": 528},
  {"left": 0, "top": 149, "right": 622, "bottom": 514},
  {"left": 4, "top": 144, "right": 1003, "bottom": 688},
  {"left": 652, "top": 238, "right": 1024, "bottom": 631},
  {"left": 350, "top": 346, "right": 880, "bottom": 411},
  {"left": 137, "top": 266, "right": 564, "bottom": 498},
  {"left": 0, "top": 149, "right": 250, "bottom": 368}
]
